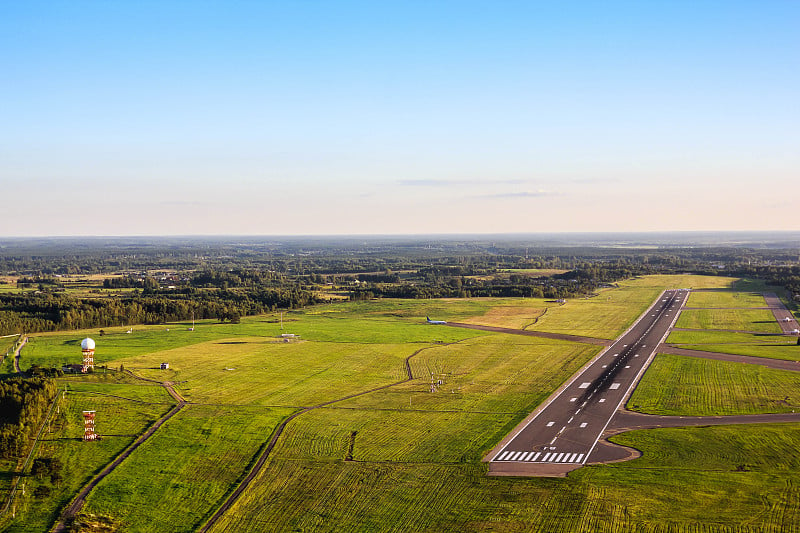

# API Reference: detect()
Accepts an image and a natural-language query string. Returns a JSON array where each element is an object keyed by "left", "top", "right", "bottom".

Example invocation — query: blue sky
[{"left": 2, "top": 1, "right": 798, "bottom": 235}]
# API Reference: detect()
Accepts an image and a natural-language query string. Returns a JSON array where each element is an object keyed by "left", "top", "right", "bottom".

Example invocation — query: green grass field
[
  {"left": 209, "top": 422, "right": 800, "bottom": 532},
  {"left": 81, "top": 405, "right": 295, "bottom": 533},
  {"left": 11, "top": 274, "right": 800, "bottom": 532},
  {"left": 2, "top": 379, "right": 174, "bottom": 532},
  {"left": 667, "top": 329, "right": 792, "bottom": 345},
  {"left": 531, "top": 274, "right": 736, "bottom": 340},
  {"left": 675, "top": 308, "right": 782, "bottom": 333},
  {"left": 628, "top": 353, "right": 800, "bottom": 415},
  {"left": 675, "top": 343, "right": 800, "bottom": 362},
  {"left": 686, "top": 290, "right": 767, "bottom": 308},
  {"left": 666, "top": 325, "right": 800, "bottom": 361}
]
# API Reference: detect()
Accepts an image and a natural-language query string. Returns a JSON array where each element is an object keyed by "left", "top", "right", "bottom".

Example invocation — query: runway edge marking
[{"left": 485, "top": 289, "right": 671, "bottom": 463}]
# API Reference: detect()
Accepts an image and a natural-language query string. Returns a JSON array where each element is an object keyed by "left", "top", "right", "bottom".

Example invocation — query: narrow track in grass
[
  {"left": 12, "top": 335, "right": 27, "bottom": 374},
  {"left": 197, "top": 342, "right": 458, "bottom": 533},
  {"left": 445, "top": 322, "right": 612, "bottom": 346},
  {"left": 52, "top": 374, "right": 187, "bottom": 532}
]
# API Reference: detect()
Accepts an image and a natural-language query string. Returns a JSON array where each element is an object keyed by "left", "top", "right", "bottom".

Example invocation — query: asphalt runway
[{"left": 487, "top": 289, "right": 690, "bottom": 476}]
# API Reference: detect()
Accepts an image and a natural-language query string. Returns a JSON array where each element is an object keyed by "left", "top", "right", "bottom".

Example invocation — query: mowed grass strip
[
  {"left": 686, "top": 290, "right": 768, "bottom": 308},
  {"left": 628, "top": 354, "right": 800, "bottom": 415},
  {"left": 208, "top": 423, "right": 800, "bottom": 532},
  {"left": 3, "top": 389, "right": 173, "bottom": 533},
  {"left": 675, "top": 308, "right": 782, "bottom": 333},
  {"left": 64, "top": 378, "right": 172, "bottom": 404},
  {"left": 82, "top": 404, "right": 295, "bottom": 533},
  {"left": 666, "top": 329, "right": 792, "bottom": 345},
  {"left": 675, "top": 343, "right": 800, "bottom": 362}
]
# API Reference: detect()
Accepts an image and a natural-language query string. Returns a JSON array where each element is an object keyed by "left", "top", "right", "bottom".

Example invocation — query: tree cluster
[{"left": 0, "top": 377, "right": 58, "bottom": 459}]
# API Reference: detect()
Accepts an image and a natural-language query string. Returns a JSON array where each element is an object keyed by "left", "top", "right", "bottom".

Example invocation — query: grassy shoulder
[
  {"left": 627, "top": 353, "right": 800, "bottom": 415},
  {"left": 686, "top": 290, "right": 767, "bottom": 308},
  {"left": 667, "top": 329, "right": 792, "bottom": 345},
  {"left": 675, "top": 308, "right": 782, "bottom": 333}
]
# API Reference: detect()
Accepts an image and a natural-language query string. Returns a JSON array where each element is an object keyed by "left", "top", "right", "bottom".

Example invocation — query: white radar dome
[{"left": 81, "top": 338, "right": 96, "bottom": 350}]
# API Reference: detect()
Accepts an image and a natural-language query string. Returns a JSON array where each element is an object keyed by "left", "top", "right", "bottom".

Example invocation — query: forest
[{"left": 0, "top": 378, "right": 58, "bottom": 460}]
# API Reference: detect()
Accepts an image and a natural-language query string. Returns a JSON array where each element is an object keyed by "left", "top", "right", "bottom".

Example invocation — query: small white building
[{"left": 160, "top": 363, "right": 169, "bottom": 370}]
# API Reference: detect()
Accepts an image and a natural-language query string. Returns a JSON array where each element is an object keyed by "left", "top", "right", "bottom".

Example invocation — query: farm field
[
  {"left": 627, "top": 353, "right": 800, "bottom": 415},
  {"left": 675, "top": 308, "right": 782, "bottom": 333},
  {"left": 7, "top": 274, "right": 800, "bottom": 532}
]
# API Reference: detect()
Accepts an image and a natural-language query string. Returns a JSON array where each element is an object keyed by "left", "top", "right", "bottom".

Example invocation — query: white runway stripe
[
  {"left": 554, "top": 453, "right": 565, "bottom": 462},
  {"left": 520, "top": 451, "right": 532, "bottom": 461},
  {"left": 511, "top": 451, "right": 523, "bottom": 461},
  {"left": 530, "top": 452, "right": 541, "bottom": 461},
  {"left": 575, "top": 454, "right": 584, "bottom": 463},
  {"left": 542, "top": 452, "right": 552, "bottom": 461},
  {"left": 497, "top": 451, "right": 510, "bottom": 461},
  {"left": 568, "top": 453, "right": 579, "bottom": 462}
]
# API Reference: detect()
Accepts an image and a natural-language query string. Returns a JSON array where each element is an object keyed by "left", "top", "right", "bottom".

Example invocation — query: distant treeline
[
  {"left": 0, "top": 286, "right": 321, "bottom": 335},
  {"left": 0, "top": 242, "right": 798, "bottom": 335},
  {"left": 0, "top": 377, "right": 57, "bottom": 460}
]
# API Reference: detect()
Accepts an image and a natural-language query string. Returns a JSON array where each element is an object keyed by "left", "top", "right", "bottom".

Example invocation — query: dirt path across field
[
  {"left": 52, "top": 377, "right": 187, "bottom": 532},
  {"left": 197, "top": 341, "right": 461, "bottom": 533},
  {"left": 12, "top": 335, "right": 27, "bottom": 374},
  {"left": 445, "top": 322, "right": 612, "bottom": 346}
]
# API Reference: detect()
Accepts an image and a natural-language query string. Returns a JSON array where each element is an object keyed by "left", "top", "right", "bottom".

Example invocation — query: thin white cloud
[
  {"left": 397, "top": 178, "right": 528, "bottom": 187},
  {"left": 476, "top": 191, "right": 560, "bottom": 199}
]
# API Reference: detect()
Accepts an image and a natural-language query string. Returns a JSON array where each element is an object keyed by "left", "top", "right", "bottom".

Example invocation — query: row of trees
[{"left": 0, "top": 286, "right": 322, "bottom": 335}]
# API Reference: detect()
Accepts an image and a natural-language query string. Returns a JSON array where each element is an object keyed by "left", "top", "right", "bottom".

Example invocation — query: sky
[{"left": 1, "top": 1, "right": 798, "bottom": 236}]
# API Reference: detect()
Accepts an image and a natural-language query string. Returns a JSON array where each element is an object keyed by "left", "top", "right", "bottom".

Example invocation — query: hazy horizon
[{"left": 3, "top": 1, "right": 798, "bottom": 236}]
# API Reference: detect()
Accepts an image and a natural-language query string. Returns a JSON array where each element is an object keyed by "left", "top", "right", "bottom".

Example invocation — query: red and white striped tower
[
  {"left": 83, "top": 410, "right": 97, "bottom": 441},
  {"left": 80, "top": 337, "right": 95, "bottom": 373}
]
